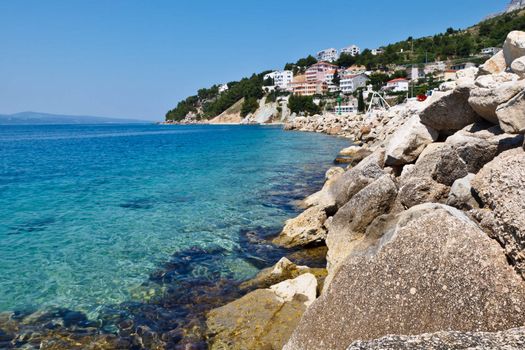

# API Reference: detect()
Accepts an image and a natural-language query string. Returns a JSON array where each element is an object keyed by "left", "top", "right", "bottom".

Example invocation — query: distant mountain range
[{"left": 0, "top": 112, "right": 149, "bottom": 125}]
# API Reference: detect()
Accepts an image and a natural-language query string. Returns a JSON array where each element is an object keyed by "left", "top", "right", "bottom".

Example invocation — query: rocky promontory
[{"left": 205, "top": 30, "right": 525, "bottom": 350}]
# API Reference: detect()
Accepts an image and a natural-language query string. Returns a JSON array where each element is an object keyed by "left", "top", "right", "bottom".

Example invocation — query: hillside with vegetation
[{"left": 165, "top": 9, "right": 525, "bottom": 122}]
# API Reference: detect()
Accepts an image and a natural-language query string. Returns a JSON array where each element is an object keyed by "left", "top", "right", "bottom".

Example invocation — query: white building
[
  {"left": 340, "top": 73, "right": 369, "bottom": 94},
  {"left": 324, "top": 70, "right": 342, "bottom": 92},
  {"left": 481, "top": 47, "right": 502, "bottom": 55},
  {"left": 264, "top": 70, "right": 294, "bottom": 90},
  {"left": 407, "top": 67, "right": 425, "bottom": 81},
  {"left": 317, "top": 48, "right": 339, "bottom": 62},
  {"left": 334, "top": 104, "right": 357, "bottom": 115},
  {"left": 218, "top": 84, "right": 229, "bottom": 93},
  {"left": 341, "top": 45, "right": 361, "bottom": 56},
  {"left": 385, "top": 78, "right": 409, "bottom": 92},
  {"left": 371, "top": 48, "right": 384, "bottom": 56}
]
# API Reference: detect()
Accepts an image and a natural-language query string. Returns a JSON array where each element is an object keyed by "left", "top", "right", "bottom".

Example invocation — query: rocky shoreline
[{"left": 204, "top": 31, "right": 525, "bottom": 350}]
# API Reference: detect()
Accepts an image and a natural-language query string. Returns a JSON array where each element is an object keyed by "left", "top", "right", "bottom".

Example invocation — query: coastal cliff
[{"left": 205, "top": 31, "right": 525, "bottom": 349}]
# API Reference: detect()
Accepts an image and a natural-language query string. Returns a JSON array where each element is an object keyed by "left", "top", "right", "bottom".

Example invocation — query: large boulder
[
  {"left": 468, "top": 75, "right": 525, "bottom": 124},
  {"left": 327, "top": 150, "right": 386, "bottom": 209},
  {"left": 326, "top": 174, "right": 398, "bottom": 273},
  {"left": 273, "top": 205, "right": 327, "bottom": 247},
  {"left": 420, "top": 86, "right": 481, "bottom": 133},
  {"left": 347, "top": 328, "right": 525, "bottom": 350},
  {"left": 303, "top": 167, "right": 344, "bottom": 210},
  {"left": 479, "top": 50, "right": 507, "bottom": 75},
  {"left": 503, "top": 30, "right": 525, "bottom": 66},
  {"left": 284, "top": 204, "right": 525, "bottom": 350},
  {"left": 207, "top": 273, "right": 317, "bottom": 350},
  {"left": 401, "top": 124, "right": 524, "bottom": 187},
  {"left": 384, "top": 115, "right": 438, "bottom": 166},
  {"left": 496, "top": 90, "right": 525, "bottom": 134},
  {"left": 511, "top": 56, "right": 525, "bottom": 78},
  {"left": 471, "top": 148, "right": 525, "bottom": 278},
  {"left": 397, "top": 176, "right": 449, "bottom": 209}
]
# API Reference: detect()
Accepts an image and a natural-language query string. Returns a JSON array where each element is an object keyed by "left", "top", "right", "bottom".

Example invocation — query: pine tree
[{"left": 358, "top": 90, "right": 365, "bottom": 113}]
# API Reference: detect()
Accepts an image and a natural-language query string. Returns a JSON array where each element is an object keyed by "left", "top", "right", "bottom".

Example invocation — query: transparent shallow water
[{"left": 0, "top": 124, "right": 348, "bottom": 319}]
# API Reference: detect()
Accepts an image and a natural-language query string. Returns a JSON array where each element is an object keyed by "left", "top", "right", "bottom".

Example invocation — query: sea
[{"left": 0, "top": 123, "right": 349, "bottom": 347}]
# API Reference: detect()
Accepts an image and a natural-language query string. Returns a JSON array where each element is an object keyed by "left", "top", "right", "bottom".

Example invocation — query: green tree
[
  {"left": 357, "top": 90, "right": 365, "bottom": 113},
  {"left": 332, "top": 69, "right": 341, "bottom": 87},
  {"left": 288, "top": 95, "right": 320, "bottom": 115},
  {"left": 241, "top": 97, "right": 259, "bottom": 117}
]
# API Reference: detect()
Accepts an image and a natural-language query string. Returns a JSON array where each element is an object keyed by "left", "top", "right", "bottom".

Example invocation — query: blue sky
[{"left": 0, "top": 0, "right": 509, "bottom": 121}]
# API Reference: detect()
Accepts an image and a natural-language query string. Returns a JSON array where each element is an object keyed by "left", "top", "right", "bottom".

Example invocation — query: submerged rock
[
  {"left": 206, "top": 273, "right": 317, "bottom": 350},
  {"left": 272, "top": 205, "right": 327, "bottom": 248},
  {"left": 284, "top": 204, "right": 525, "bottom": 350}
]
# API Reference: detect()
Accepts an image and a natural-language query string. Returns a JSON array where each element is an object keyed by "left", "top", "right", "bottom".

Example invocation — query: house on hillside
[
  {"left": 340, "top": 73, "right": 369, "bottom": 94},
  {"left": 384, "top": 78, "right": 409, "bottom": 92},
  {"left": 218, "top": 84, "right": 229, "bottom": 93},
  {"left": 317, "top": 48, "right": 339, "bottom": 62},
  {"left": 264, "top": 70, "right": 294, "bottom": 91},
  {"left": 306, "top": 61, "right": 339, "bottom": 82},
  {"left": 481, "top": 47, "right": 502, "bottom": 55},
  {"left": 341, "top": 45, "right": 361, "bottom": 56},
  {"left": 450, "top": 62, "right": 476, "bottom": 71},
  {"left": 444, "top": 69, "right": 457, "bottom": 81},
  {"left": 345, "top": 65, "right": 367, "bottom": 75},
  {"left": 290, "top": 75, "right": 328, "bottom": 96},
  {"left": 407, "top": 67, "right": 426, "bottom": 81}
]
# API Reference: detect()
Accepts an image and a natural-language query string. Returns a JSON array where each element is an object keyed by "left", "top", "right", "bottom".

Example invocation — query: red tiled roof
[{"left": 387, "top": 78, "right": 408, "bottom": 83}]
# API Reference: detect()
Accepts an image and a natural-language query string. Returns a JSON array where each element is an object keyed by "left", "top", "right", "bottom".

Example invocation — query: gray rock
[
  {"left": 284, "top": 204, "right": 525, "bottom": 350},
  {"left": 471, "top": 148, "right": 525, "bottom": 278},
  {"left": 402, "top": 125, "right": 524, "bottom": 188},
  {"left": 511, "top": 56, "right": 525, "bottom": 77},
  {"left": 496, "top": 90, "right": 525, "bottom": 134},
  {"left": 479, "top": 50, "right": 507, "bottom": 75},
  {"left": 326, "top": 174, "right": 398, "bottom": 273},
  {"left": 347, "top": 327, "right": 525, "bottom": 350},
  {"left": 503, "top": 30, "right": 525, "bottom": 66},
  {"left": 446, "top": 173, "right": 479, "bottom": 210},
  {"left": 303, "top": 167, "right": 344, "bottom": 209},
  {"left": 397, "top": 176, "right": 449, "bottom": 208},
  {"left": 385, "top": 115, "right": 438, "bottom": 166},
  {"left": 273, "top": 205, "right": 327, "bottom": 247},
  {"left": 468, "top": 77, "right": 525, "bottom": 124},
  {"left": 420, "top": 86, "right": 481, "bottom": 133},
  {"left": 330, "top": 149, "right": 386, "bottom": 209}
]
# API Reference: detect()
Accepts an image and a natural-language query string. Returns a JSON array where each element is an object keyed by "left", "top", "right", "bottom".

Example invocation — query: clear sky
[{"left": 0, "top": 0, "right": 509, "bottom": 121}]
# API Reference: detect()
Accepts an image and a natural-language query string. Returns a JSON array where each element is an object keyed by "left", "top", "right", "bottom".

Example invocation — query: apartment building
[
  {"left": 317, "top": 48, "right": 339, "bottom": 62},
  {"left": 341, "top": 45, "right": 361, "bottom": 56},
  {"left": 340, "top": 73, "right": 369, "bottom": 94},
  {"left": 290, "top": 75, "right": 328, "bottom": 96},
  {"left": 264, "top": 70, "right": 294, "bottom": 90},
  {"left": 384, "top": 78, "right": 409, "bottom": 92},
  {"left": 305, "top": 61, "right": 338, "bottom": 82}
]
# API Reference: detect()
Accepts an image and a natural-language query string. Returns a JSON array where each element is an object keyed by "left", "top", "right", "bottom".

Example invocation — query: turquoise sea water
[{"left": 0, "top": 124, "right": 348, "bottom": 321}]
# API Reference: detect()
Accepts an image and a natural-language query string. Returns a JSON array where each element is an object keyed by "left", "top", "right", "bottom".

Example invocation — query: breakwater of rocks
[{"left": 205, "top": 30, "right": 525, "bottom": 350}]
